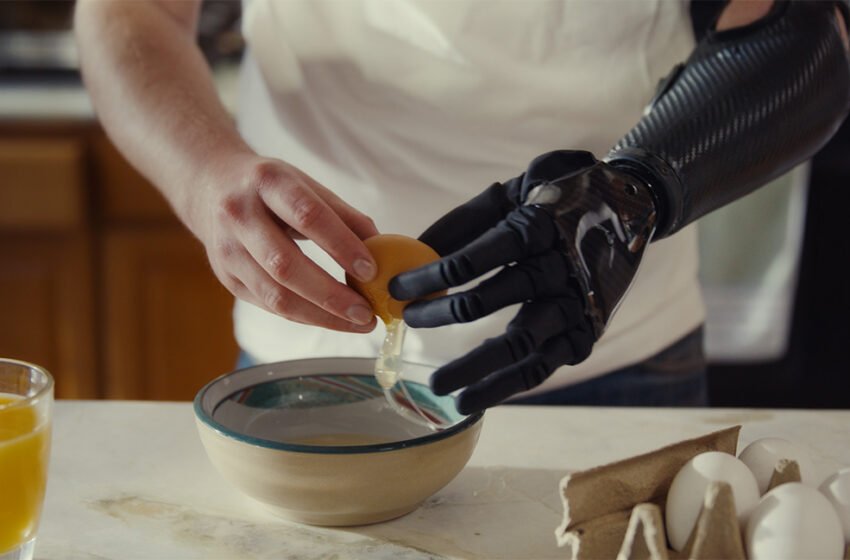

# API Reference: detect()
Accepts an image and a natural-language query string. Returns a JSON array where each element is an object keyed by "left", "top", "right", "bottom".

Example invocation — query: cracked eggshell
[
  {"left": 819, "top": 468, "right": 850, "bottom": 542},
  {"left": 746, "top": 482, "right": 844, "bottom": 560},
  {"left": 665, "top": 451, "right": 760, "bottom": 552},
  {"left": 739, "top": 437, "right": 815, "bottom": 495}
]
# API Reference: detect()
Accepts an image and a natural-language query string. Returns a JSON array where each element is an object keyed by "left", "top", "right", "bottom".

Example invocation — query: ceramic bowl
[{"left": 194, "top": 357, "right": 484, "bottom": 526}]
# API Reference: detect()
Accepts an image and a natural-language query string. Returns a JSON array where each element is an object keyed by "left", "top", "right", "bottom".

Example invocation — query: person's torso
[{"left": 234, "top": 0, "right": 705, "bottom": 392}]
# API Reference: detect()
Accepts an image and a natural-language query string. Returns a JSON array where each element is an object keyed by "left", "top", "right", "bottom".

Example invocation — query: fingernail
[
  {"left": 353, "top": 258, "right": 376, "bottom": 282},
  {"left": 346, "top": 304, "right": 374, "bottom": 325}
]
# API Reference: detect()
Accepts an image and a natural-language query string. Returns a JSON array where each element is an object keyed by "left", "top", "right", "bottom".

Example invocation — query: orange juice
[{"left": 0, "top": 393, "right": 51, "bottom": 553}]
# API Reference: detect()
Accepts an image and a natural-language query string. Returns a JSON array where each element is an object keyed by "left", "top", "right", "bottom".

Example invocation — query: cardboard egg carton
[{"left": 555, "top": 426, "right": 847, "bottom": 560}]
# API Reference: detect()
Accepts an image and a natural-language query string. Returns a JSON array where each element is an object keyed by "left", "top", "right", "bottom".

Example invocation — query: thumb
[{"left": 419, "top": 182, "right": 517, "bottom": 256}]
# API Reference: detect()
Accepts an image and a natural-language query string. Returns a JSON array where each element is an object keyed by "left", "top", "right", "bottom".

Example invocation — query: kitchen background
[{"left": 1, "top": 1, "right": 847, "bottom": 407}]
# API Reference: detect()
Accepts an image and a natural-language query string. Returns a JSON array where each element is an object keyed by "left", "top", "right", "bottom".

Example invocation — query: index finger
[
  {"left": 258, "top": 168, "right": 376, "bottom": 282},
  {"left": 390, "top": 205, "right": 560, "bottom": 300}
]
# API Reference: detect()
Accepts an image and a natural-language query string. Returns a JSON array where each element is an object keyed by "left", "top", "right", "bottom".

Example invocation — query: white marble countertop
[{"left": 35, "top": 401, "right": 850, "bottom": 560}]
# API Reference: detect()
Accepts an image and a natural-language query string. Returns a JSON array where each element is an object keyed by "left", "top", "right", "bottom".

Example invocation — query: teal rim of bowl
[{"left": 193, "top": 358, "right": 484, "bottom": 455}]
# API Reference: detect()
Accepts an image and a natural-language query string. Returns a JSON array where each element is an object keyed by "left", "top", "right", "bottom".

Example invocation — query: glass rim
[{"left": 0, "top": 357, "right": 55, "bottom": 409}]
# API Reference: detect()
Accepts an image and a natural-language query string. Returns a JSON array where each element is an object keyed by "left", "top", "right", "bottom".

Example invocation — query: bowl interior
[{"left": 195, "top": 357, "right": 479, "bottom": 453}]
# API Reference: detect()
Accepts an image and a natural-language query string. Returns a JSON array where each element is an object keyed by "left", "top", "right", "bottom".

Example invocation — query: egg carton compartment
[{"left": 555, "top": 426, "right": 850, "bottom": 560}]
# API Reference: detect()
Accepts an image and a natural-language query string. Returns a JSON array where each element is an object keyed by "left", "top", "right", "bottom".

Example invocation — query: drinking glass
[{"left": 0, "top": 359, "right": 53, "bottom": 560}]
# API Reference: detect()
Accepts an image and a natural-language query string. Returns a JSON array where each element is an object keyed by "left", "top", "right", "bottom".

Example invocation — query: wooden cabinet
[
  {"left": 0, "top": 138, "right": 86, "bottom": 230},
  {"left": 101, "top": 229, "right": 237, "bottom": 399},
  {"left": 0, "top": 135, "right": 96, "bottom": 398},
  {"left": 0, "top": 122, "right": 238, "bottom": 400},
  {"left": 0, "top": 234, "right": 97, "bottom": 398}
]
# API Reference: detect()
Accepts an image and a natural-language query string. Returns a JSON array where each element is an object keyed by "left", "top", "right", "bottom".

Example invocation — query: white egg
[
  {"left": 739, "top": 437, "right": 815, "bottom": 495},
  {"left": 746, "top": 482, "right": 844, "bottom": 559},
  {"left": 665, "top": 451, "right": 760, "bottom": 552},
  {"left": 819, "top": 468, "right": 850, "bottom": 542}
]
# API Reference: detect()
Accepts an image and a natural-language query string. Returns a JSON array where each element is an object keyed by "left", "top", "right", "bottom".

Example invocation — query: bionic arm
[
  {"left": 607, "top": 0, "right": 850, "bottom": 238},
  {"left": 391, "top": 0, "right": 850, "bottom": 414}
]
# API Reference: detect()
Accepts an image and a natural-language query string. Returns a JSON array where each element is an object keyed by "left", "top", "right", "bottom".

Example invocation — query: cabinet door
[
  {"left": 0, "top": 235, "right": 98, "bottom": 398},
  {"left": 92, "top": 133, "right": 177, "bottom": 224},
  {"left": 101, "top": 229, "right": 238, "bottom": 400},
  {"left": 0, "top": 135, "right": 96, "bottom": 398},
  {"left": 0, "top": 138, "right": 86, "bottom": 231}
]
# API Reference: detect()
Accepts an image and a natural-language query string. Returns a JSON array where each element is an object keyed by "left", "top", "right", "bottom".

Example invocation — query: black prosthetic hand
[{"left": 390, "top": 151, "right": 657, "bottom": 414}]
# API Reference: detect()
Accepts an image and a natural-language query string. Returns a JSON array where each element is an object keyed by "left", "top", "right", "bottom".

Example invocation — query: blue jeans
[
  {"left": 235, "top": 350, "right": 259, "bottom": 371},
  {"left": 235, "top": 327, "right": 708, "bottom": 407},
  {"left": 508, "top": 327, "right": 708, "bottom": 407}
]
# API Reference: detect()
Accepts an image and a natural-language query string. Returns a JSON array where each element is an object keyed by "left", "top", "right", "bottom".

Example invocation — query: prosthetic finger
[
  {"left": 390, "top": 205, "right": 560, "bottom": 300},
  {"left": 453, "top": 336, "right": 567, "bottom": 414},
  {"left": 429, "top": 297, "right": 587, "bottom": 395},
  {"left": 418, "top": 182, "right": 519, "bottom": 256},
  {"left": 455, "top": 328, "right": 596, "bottom": 414},
  {"left": 403, "top": 251, "right": 574, "bottom": 328}
]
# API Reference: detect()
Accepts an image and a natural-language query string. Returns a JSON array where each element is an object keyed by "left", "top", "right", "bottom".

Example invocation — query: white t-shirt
[{"left": 234, "top": 0, "right": 705, "bottom": 395}]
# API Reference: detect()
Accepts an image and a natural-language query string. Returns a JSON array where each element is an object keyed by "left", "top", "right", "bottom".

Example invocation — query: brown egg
[{"left": 346, "top": 234, "right": 444, "bottom": 324}]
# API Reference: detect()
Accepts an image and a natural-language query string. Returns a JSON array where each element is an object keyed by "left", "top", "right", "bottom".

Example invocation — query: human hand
[
  {"left": 389, "top": 150, "right": 658, "bottom": 413},
  {"left": 188, "top": 153, "right": 380, "bottom": 332}
]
